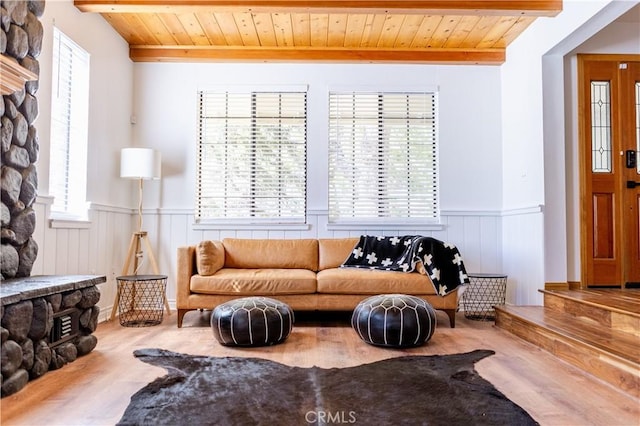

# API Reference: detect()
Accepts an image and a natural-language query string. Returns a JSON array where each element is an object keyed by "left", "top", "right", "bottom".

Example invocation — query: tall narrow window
[
  {"left": 49, "top": 28, "right": 90, "bottom": 217},
  {"left": 197, "top": 91, "right": 307, "bottom": 224},
  {"left": 329, "top": 91, "right": 438, "bottom": 224}
]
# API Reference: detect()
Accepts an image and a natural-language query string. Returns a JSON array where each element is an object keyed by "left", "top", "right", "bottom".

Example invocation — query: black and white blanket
[{"left": 341, "top": 235, "right": 469, "bottom": 296}]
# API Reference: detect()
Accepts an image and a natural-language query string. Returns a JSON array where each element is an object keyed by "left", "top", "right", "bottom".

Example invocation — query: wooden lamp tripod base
[
  {"left": 109, "top": 231, "right": 171, "bottom": 321},
  {"left": 122, "top": 231, "right": 159, "bottom": 276}
]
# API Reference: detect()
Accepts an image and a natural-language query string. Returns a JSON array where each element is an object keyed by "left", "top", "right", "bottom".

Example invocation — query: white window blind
[
  {"left": 49, "top": 28, "right": 90, "bottom": 217},
  {"left": 329, "top": 92, "right": 438, "bottom": 223},
  {"left": 197, "top": 91, "right": 307, "bottom": 223}
]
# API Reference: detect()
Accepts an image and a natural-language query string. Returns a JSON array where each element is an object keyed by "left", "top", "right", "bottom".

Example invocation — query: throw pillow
[{"left": 196, "top": 240, "right": 224, "bottom": 276}]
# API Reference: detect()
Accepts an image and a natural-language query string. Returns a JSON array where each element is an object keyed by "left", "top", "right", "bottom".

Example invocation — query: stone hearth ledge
[{"left": 0, "top": 275, "right": 106, "bottom": 305}]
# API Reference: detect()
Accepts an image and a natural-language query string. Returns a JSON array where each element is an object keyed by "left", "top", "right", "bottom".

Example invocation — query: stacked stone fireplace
[{"left": 1, "top": 2, "right": 107, "bottom": 398}]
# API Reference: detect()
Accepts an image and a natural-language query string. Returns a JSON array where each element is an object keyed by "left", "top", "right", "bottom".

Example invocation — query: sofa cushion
[
  {"left": 318, "top": 238, "right": 359, "bottom": 270},
  {"left": 222, "top": 238, "right": 319, "bottom": 270},
  {"left": 190, "top": 268, "right": 317, "bottom": 295},
  {"left": 196, "top": 240, "right": 225, "bottom": 276},
  {"left": 316, "top": 268, "right": 437, "bottom": 295}
]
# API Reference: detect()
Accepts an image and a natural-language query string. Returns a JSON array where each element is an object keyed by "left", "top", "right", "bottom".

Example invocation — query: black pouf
[
  {"left": 211, "top": 297, "right": 294, "bottom": 347},
  {"left": 351, "top": 294, "right": 437, "bottom": 348}
]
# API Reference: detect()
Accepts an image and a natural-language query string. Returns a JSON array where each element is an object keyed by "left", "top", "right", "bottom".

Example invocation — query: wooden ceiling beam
[
  {"left": 129, "top": 45, "right": 506, "bottom": 65},
  {"left": 75, "top": 1, "right": 562, "bottom": 17}
]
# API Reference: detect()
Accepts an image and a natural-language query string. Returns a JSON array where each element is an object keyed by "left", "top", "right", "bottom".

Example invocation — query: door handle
[{"left": 627, "top": 181, "right": 640, "bottom": 188}]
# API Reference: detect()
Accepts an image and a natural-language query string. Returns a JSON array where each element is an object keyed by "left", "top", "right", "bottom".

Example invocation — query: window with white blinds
[
  {"left": 49, "top": 28, "right": 90, "bottom": 217},
  {"left": 197, "top": 91, "right": 307, "bottom": 223},
  {"left": 328, "top": 91, "right": 438, "bottom": 224}
]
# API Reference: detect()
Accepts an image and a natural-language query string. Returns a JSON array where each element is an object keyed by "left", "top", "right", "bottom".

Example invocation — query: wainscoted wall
[
  {"left": 502, "top": 206, "right": 544, "bottom": 306},
  {"left": 135, "top": 209, "right": 504, "bottom": 307},
  {"left": 30, "top": 197, "right": 506, "bottom": 317},
  {"left": 30, "top": 196, "right": 133, "bottom": 322}
]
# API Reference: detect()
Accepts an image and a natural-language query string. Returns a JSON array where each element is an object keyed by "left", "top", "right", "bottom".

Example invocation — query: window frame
[
  {"left": 195, "top": 87, "right": 309, "bottom": 227},
  {"left": 327, "top": 88, "right": 440, "bottom": 227},
  {"left": 48, "top": 27, "right": 90, "bottom": 222}
]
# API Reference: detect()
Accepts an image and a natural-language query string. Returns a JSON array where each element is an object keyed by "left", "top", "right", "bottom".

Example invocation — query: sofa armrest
[{"left": 177, "top": 246, "right": 196, "bottom": 307}]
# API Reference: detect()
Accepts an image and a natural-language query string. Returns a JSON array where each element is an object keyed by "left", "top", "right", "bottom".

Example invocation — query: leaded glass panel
[{"left": 591, "top": 81, "right": 612, "bottom": 173}]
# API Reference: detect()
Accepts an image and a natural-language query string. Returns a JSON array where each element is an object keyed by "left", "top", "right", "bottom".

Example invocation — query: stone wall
[
  {"left": 0, "top": 1, "right": 105, "bottom": 399},
  {"left": 1, "top": 0, "right": 45, "bottom": 279}
]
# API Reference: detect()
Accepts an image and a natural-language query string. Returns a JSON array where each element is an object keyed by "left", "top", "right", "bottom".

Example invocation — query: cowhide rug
[{"left": 117, "top": 349, "right": 537, "bottom": 426}]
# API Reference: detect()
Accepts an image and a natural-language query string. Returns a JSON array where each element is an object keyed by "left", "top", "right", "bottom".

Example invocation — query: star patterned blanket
[{"left": 341, "top": 235, "right": 469, "bottom": 296}]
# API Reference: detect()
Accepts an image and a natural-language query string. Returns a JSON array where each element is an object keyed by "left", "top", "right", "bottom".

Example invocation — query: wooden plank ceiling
[{"left": 74, "top": 1, "right": 562, "bottom": 65}]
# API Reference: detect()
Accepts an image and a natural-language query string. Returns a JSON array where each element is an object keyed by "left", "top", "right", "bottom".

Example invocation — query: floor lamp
[{"left": 111, "top": 148, "right": 170, "bottom": 320}]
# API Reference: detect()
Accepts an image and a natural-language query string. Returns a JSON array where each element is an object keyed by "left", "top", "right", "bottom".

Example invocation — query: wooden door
[
  {"left": 621, "top": 61, "right": 640, "bottom": 285},
  {"left": 579, "top": 55, "right": 640, "bottom": 287}
]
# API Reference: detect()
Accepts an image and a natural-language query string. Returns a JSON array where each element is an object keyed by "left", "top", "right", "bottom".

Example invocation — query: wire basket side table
[
  {"left": 116, "top": 275, "right": 167, "bottom": 327},
  {"left": 461, "top": 273, "right": 507, "bottom": 321}
]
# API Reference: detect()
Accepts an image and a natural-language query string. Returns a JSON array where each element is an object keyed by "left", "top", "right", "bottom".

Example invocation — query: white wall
[
  {"left": 131, "top": 62, "right": 505, "bottom": 305},
  {"left": 31, "top": 0, "right": 136, "bottom": 320},
  {"left": 576, "top": 20, "right": 640, "bottom": 53},
  {"left": 502, "top": 0, "right": 607, "bottom": 304},
  {"left": 501, "top": 0, "right": 639, "bottom": 304},
  {"left": 133, "top": 63, "right": 503, "bottom": 212},
  {"left": 37, "top": 0, "right": 134, "bottom": 207},
  {"left": 502, "top": 1, "right": 616, "bottom": 210}
]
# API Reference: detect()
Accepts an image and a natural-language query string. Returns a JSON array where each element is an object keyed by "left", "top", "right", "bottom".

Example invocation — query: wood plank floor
[{"left": 2, "top": 311, "right": 639, "bottom": 426}]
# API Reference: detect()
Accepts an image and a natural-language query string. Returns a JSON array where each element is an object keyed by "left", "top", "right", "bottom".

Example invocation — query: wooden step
[
  {"left": 541, "top": 289, "right": 640, "bottom": 337},
  {"left": 495, "top": 305, "right": 640, "bottom": 398}
]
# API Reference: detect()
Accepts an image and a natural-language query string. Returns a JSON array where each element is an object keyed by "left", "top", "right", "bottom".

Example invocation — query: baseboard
[
  {"left": 98, "top": 305, "right": 114, "bottom": 324},
  {"left": 568, "top": 281, "right": 581, "bottom": 290},
  {"left": 544, "top": 282, "right": 582, "bottom": 290},
  {"left": 545, "top": 282, "right": 569, "bottom": 291}
]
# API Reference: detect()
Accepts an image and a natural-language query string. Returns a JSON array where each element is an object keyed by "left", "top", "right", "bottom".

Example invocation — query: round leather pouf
[
  {"left": 211, "top": 297, "right": 294, "bottom": 347},
  {"left": 351, "top": 294, "right": 437, "bottom": 348}
]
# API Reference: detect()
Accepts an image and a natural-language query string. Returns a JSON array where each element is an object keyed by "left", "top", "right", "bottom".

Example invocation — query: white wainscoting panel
[
  {"left": 138, "top": 209, "right": 503, "bottom": 308},
  {"left": 31, "top": 197, "right": 135, "bottom": 322},
  {"left": 501, "top": 206, "right": 545, "bottom": 306},
  {"left": 31, "top": 200, "right": 505, "bottom": 318}
]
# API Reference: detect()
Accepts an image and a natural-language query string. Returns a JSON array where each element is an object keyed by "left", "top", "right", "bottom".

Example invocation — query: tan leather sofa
[{"left": 176, "top": 238, "right": 458, "bottom": 328}]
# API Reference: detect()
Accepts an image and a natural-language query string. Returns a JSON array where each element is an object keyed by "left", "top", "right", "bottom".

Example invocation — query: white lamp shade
[{"left": 120, "top": 148, "right": 161, "bottom": 180}]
